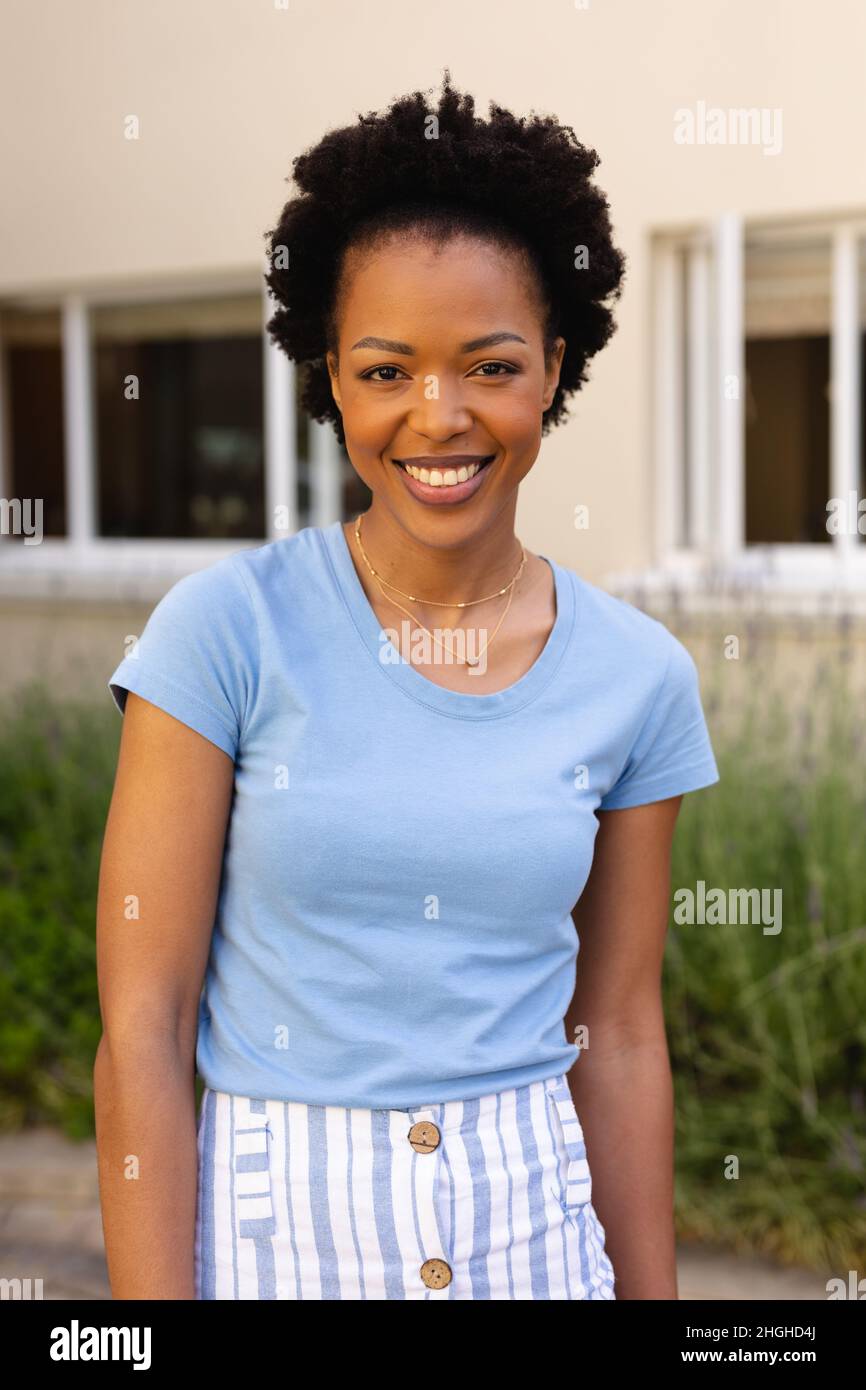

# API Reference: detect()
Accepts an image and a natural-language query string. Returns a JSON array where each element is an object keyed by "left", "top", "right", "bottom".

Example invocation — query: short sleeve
[
  {"left": 107, "top": 557, "right": 256, "bottom": 761},
  {"left": 598, "top": 636, "right": 720, "bottom": 810}
]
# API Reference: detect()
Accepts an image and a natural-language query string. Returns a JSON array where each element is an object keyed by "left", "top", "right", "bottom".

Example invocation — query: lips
[
  {"left": 392, "top": 455, "right": 495, "bottom": 487},
  {"left": 390, "top": 452, "right": 497, "bottom": 506}
]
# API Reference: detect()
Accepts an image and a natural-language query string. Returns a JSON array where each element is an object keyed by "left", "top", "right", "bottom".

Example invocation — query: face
[{"left": 326, "top": 233, "right": 565, "bottom": 547}]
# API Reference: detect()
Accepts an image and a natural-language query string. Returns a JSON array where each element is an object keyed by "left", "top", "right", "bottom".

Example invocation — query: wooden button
[
  {"left": 420, "top": 1258, "right": 452, "bottom": 1289},
  {"left": 407, "top": 1120, "right": 440, "bottom": 1153}
]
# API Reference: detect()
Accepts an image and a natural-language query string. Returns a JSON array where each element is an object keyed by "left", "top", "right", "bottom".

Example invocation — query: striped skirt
[{"left": 194, "top": 1071, "right": 616, "bottom": 1300}]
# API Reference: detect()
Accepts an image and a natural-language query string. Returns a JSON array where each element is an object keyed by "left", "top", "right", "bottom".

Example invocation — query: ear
[
  {"left": 541, "top": 337, "right": 566, "bottom": 411},
  {"left": 326, "top": 350, "right": 342, "bottom": 413}
]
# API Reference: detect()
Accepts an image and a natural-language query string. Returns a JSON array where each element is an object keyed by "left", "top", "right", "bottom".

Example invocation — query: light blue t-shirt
[{"left": 108, "top": 520, "right": 719, "bottom": 1110}]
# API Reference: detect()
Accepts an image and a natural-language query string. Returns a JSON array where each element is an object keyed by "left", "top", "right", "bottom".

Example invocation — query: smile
[{"left": 391, "top": 454, "right": 496, "bottom": 488}]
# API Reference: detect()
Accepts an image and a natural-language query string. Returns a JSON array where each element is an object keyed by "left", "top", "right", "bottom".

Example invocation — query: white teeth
[{"left": 404, "top": 460, "right": 483, "bottom": 486}]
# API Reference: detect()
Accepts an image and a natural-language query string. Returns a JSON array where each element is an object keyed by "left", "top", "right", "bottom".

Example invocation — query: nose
[{"left": 405, "top": 375, "right": 474, "bottom": 439}]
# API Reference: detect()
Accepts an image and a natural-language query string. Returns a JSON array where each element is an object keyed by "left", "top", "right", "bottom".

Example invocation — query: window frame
[{"left": 648, "top": 210, "right": 866, "bottom": 599}]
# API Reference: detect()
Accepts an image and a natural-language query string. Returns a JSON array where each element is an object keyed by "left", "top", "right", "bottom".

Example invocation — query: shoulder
[
  {"left": 156, "top": 548, "right": 253, "bottom": 610},
  {"left": 559, "top": 561, "right": 690, "bottom": 692},
  {"left": 224, "top": 524, "right": 328, "bottom": 602},
  {"left": 560, "top": 567, "right": 721, "bottom": 809},
  {"left": 153, "top": 526, "right": 322, "bottom": 622}
]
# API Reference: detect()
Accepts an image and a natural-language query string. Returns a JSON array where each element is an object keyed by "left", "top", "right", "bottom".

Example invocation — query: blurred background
[{"left": 0, "top": 0, "right": 864, "bottom": 1300}]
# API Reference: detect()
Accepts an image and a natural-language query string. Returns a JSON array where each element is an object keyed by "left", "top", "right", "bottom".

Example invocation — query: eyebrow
[{"left": 349, "top": 331, "right": 528, "bottom": 354}]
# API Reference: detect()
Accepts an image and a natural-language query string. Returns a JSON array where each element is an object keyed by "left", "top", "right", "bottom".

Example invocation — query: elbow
[{"left": 94, "top": 1007, "right": 198, "bottom": 1081}]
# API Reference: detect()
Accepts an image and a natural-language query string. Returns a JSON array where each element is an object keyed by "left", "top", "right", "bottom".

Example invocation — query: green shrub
[
  {"left": 668, "top": 656, "right": 866, "bottom": 1272},
  {"left": 0, "top": 683, "right": 119, "bottom": 1136}
]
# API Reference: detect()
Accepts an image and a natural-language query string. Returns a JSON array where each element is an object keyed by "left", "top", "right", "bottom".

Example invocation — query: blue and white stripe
[{"left": 195, "top": 1072, "right": 616, "bottom": 1300}]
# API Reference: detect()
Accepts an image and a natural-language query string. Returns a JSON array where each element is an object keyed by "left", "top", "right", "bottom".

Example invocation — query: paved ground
[
  {"left": 0, "top": 1127, "right": 831, "bottom": 1301},
  {"left": 0, "top": 1128, "right": 110, "bottom": 1300}
]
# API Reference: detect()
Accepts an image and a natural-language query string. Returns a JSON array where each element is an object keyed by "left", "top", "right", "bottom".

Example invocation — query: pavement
[{"left": 0, "top": 1127, "right": 832, "bottom": 1301}]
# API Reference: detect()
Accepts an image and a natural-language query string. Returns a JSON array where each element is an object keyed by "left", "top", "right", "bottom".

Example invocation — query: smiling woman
[
  {"left": 337, "top": 233, "right": 553, "bottom": 517},
  {"left": 96, "top": 70, "right": 720, "bottom": 1304},
  {"left": 261, "top": 71, "right": 626, "bottom": 638}
]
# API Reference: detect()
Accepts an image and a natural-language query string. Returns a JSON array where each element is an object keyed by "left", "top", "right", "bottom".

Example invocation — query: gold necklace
[{"left": 353, "top": 512, "right": 527, "bottom": 669}]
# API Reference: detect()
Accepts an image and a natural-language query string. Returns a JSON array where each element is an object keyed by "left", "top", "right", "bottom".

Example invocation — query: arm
[
  {"left": 93, "top": 691, "right": 235, "bottom": 1299},
  {"left": 565, "top": 794, "right": 684, "bottom": 1301}
]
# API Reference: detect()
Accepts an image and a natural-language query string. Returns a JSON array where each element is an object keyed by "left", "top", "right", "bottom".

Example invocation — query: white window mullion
[
  {"left": 61, "top": 297, "right": 96, "bottom": 547},
  {"left": 309, "top": 418, "right": 342, "bottom": 527},
  {"left": 713, "top": 212, "right": 745, "bottom": 560},
  {"left": 654, "top": 240, "right": 684, "bottom": 559},
  {"left": 830, "top": 225, "right": 860, "bottom": 561},
  {"left": 262, "top": 271, "right": 296, "bottom": 539},
  {"left": 687, "top": 242, "right": 712, "bottom": 551}
]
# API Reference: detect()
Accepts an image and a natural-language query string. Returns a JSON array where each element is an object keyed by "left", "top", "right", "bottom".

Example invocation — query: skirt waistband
[{"left": 199, "top": 1071, "right": 571, "bottom": 1130}]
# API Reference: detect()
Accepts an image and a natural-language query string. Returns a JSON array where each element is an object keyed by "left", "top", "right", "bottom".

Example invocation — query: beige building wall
[{"left": 2, "top": 0, "right": 865, "bottom": 701}]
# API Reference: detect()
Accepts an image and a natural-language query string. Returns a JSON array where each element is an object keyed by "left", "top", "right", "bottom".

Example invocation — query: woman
[{"left": 94, "top": 72, "right": 719, "bottom": 1300}]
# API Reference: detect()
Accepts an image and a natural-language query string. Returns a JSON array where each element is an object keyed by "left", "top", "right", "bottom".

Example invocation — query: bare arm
[
  {"left": 565, "top": 795, "right": 684, "bottom": 1301},
  {"left": 93, "top": 691, "right": 234, "bottom": 1299}
]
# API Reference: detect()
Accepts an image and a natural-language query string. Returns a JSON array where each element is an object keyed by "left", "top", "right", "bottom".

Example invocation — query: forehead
[{"left": 337, "top": 233, "right": 541, "bottom": 331}]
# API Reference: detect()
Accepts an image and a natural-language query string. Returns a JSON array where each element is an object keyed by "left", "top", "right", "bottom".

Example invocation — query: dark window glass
[
  {"left": 2, "top": 310, "right": 65, "bottom": 538},
  {"left": 744, "top": 336, "right": 831, "bottom": 544},
  {"left": 744, "top": 239, "right": 832, "bottom": 544},
  {"left": 94, "top": 297, "right": 265, "bottom": 539}
]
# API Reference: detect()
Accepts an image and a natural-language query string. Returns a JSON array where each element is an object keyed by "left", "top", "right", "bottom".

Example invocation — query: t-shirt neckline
[{"left": 320, "top": 518, "right": 577, "bottom": 720}]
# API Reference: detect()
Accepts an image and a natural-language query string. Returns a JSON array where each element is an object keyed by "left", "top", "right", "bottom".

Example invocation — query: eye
[
  {"left": 470, "top": 361, "right": 520, "bottom": 377},
  {"left": 359, "top": 364, "right": 408, "bottom": 382}
]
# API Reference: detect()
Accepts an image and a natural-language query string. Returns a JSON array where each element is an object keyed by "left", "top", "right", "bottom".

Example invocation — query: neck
[{"left": 347, "top": 504, "right": 525, "bottom": 611}]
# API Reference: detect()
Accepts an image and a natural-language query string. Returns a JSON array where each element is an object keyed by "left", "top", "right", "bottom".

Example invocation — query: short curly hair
[{"left": 263, "top": 70, "right": 626, "bottom": 447}]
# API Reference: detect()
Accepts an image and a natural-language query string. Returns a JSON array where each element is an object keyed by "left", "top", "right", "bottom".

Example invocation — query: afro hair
[{"left": 263, "top": 70, "right": 626, "bottom": 447}]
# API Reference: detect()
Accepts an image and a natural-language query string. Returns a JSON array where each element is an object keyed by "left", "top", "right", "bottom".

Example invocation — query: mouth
[
  {"left": 389, "top": 452, "right": 497, "bottom": 506},
  {"left": 391, "top": 454, "right": 496, "bottom": 488}
]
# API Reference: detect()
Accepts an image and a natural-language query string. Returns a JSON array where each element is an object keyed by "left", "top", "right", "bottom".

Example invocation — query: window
[
  {"left": 0, "top": 280, "right": 355, "bottom": 589},
  {"left": 1, "top": 308, "right": 65, "bottom": 539},
  {"left": 744, "top": 238, "right": 832, "bottom": 544},
  {"left": 653, "top": 214, "right": 866, "bottom": 587},
  {"left": 92, "top": 297, "right": 266, "bottom": 540}
]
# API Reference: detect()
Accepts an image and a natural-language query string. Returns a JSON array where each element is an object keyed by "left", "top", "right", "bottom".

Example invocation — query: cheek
[
  {"left": 485, "top": 389, "right": 544, "bottom": 450},
  {"left": 342, "top": 384, "right": 401, "bottom": 437},
  {"left": 341, "top": 409, "right": 397, "bottom": 461}
]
